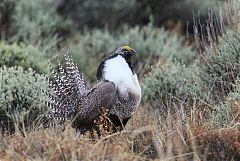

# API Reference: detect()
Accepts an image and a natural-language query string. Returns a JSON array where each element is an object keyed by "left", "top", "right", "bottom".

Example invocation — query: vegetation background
[{"left": 1, "top": 0, "right": 240, "bottom": 160}]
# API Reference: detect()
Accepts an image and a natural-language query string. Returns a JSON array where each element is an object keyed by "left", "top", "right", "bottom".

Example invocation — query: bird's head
[
  {"left": 96, "top": 45, "right": 137, "bottom": 81},
  {"left": 115, "top": 46, "right": 137, "bottom": 59}
]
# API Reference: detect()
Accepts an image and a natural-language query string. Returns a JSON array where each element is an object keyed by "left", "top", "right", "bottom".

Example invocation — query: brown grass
[{"left": 1, "top": 105, "right": 240, "bottom": 161}]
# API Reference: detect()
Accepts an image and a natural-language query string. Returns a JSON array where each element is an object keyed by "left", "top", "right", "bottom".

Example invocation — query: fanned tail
[{"left": 45, "top": 50, "right": 87, "bottom": 127}]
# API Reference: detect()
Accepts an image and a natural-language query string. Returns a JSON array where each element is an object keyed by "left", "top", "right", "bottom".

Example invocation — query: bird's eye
[{"left": 122, "top": 49, "right": 130, "bottom": 54}]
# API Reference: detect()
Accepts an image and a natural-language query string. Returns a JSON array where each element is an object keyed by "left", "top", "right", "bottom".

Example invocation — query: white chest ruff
[{"left": 103, "top": 55, "right": 141, "bottom": 97}]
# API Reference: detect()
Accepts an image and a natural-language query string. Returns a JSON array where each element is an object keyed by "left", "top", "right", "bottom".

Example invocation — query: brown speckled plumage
[{"left": 46, "top": 46, "right": 141, "bottom": 133}]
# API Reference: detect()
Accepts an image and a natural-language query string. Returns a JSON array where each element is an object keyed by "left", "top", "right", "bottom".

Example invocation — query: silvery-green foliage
[
  {"left": 210, "top": 80, "right": 240, "bottom": 129},
  {"left": 68, "top": 24, "right": 194, "bottom": 82},
  {"left": 142, "top": 62, "right": 203, "bottom": 115},
  {"left": 199, "top": 31, "right": 240, "bottom": 102},
  {"left": 210, "top": 101, "right": 238, "bottom": 129},
  {"left": 78, "top": 24, "right": 194, "bottom": 63},
  {"left": 0, "top": 66, "right": 49, "bottom": 132},
  {"left": 0, "top": 42, "right": 49, "bottom": 74},
  {"left": 0, "top": 0, "right": 71, "bottom": 45},
  {"left": 11, "top": 0, "right": 71, "bottom": 44}
]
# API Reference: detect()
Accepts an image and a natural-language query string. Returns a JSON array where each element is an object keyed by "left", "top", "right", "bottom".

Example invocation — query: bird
[{"left": 46, "top": 46, "right": 141, "bottom": 133}]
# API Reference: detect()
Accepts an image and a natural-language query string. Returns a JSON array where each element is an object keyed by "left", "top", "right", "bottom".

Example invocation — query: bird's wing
[{"left": 73, "top": 80, "right": 117, "bottom": 125}]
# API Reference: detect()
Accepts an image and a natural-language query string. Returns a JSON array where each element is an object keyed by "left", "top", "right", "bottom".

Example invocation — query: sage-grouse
[{"left": 47, "top": 46, "right": 141, "bottom": 132}]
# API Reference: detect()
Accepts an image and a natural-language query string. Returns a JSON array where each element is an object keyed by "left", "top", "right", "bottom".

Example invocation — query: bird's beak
[{"left": 130, "top": 49, "right": 137, "bottom": 56}]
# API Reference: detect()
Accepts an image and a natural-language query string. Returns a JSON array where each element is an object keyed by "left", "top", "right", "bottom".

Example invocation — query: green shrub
[
  {"left": 0, "top": 0, "right": 71, "bottom": 45},
  {"left": 0, "top": 42, "right": 49, "bottom": 74},
  {"left": 231, "top": 80, "right": 240, "bottom": 102},
  {"left": 57, "top": 0, "right": 216, "bottom": 31},
  {"left": 68, "top": 24, "right": 194, "bottom": 82},
  {"left": 209, "top": 81, "right": 240, "bottom": 129},
  {"left": 142, "top": 62, "right": 203, "bottom": 115},
  {"left": 210, "top": 101, "right": 238, "bottom": 129},
  {"left": 12, "top": 0, "right": 71, "bottom": 44},
  {"left": 199, "top": 31, "right": 240, "bottom": 102},
  {"left": 209, "top": 79, "right": 240, "bottom": 129},
  {"left": 0, "top": 66, "right": 49, "bottom": 133},
  {"left": 56, "top": 0, "right": 136, "bottom": 29},
  {"left": 0, "top": 0, "right": 15, "bottom": 40}
]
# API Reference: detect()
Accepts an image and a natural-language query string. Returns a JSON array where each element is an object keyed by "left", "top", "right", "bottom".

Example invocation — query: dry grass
[
  {"left": 1, "top": 104, "right": 240, "bottom": 161},
  {"left": 0, "top": 107, "right": 155, "bottom": 161}
]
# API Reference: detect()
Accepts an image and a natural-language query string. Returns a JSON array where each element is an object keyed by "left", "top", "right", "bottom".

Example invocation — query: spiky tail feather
[{"left": 45, "top": 49, "right": 87, "bottom": 128}]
